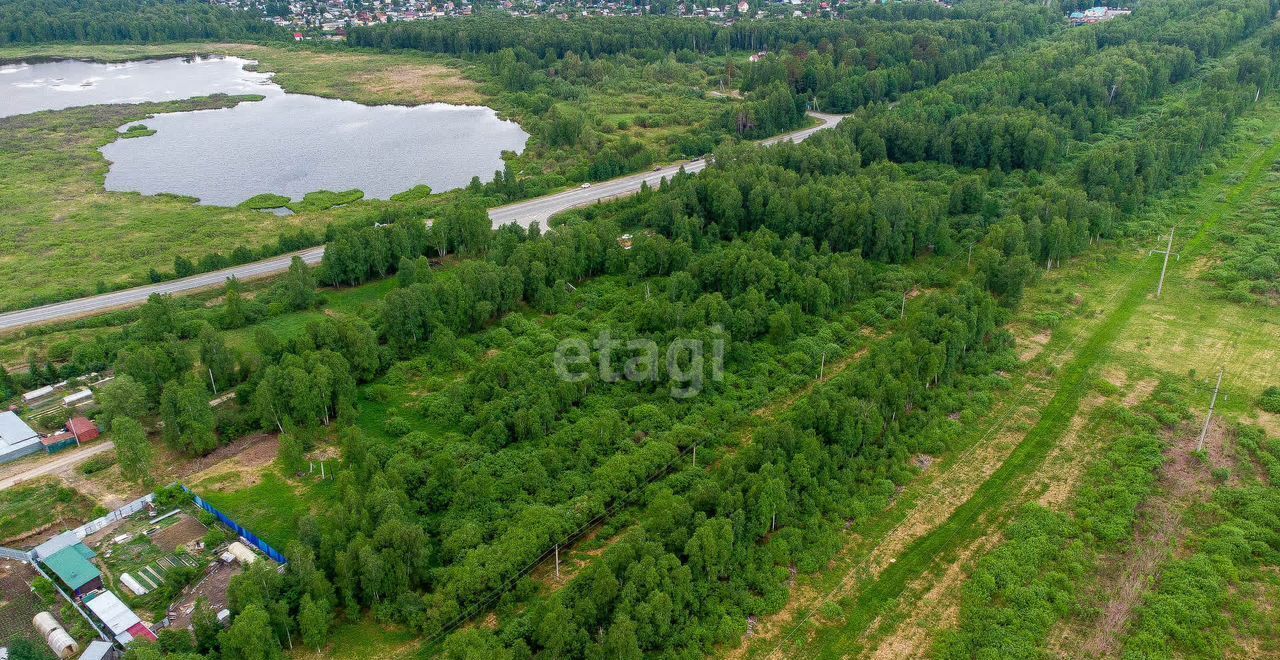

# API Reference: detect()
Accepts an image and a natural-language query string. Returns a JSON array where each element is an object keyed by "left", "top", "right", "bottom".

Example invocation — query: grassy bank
[{"left": 0, "top": 42, "right": 487, "bottom": 106}]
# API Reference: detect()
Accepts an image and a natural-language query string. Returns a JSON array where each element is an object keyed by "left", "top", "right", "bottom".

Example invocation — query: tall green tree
[
  {"left": 298, "top": 594, "right": 332, "bottom": 653},
  {"left": 276, "top": 256, "right": 318, "bottom": 311},
  {"left": 96, "top": 374, "right": 148, "bottom": 428},
  {"left": 218, "top": 604, "right": 280, "bottom": 660},
  {"left": 112, "top": 417, "right": 153, "bottom": 487},
  {"left": 159, "top": 379, "right": 218, "bottom": 456},
  {"left": 222, "top": 277, "right": 246, "bottom": 329},
  {"left": 199, "top": 327, "right": 237, "bottom": 392}
]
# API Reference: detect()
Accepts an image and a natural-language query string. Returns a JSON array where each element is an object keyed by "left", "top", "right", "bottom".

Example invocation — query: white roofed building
[
  {"left": 0, "top": 410, "right": 41, "bottom": 464},
  {"left": 83, "top": 591, "right": 157, "bottom": 646}
]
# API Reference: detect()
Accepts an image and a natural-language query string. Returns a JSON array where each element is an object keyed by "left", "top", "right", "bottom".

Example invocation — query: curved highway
[{"left": 0, "top": 112, "right": 845, "bottom": 333}]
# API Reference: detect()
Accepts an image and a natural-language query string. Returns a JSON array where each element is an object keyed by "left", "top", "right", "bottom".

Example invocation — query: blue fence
[{"left": 181, "top": 486, "right": 288, "bottom": 564}]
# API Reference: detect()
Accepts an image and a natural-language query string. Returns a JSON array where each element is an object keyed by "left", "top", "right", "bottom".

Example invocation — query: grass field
[
  {"left": 192, "top": 469, "right": 321, "bottom": 551},
  {"left": 0, "top": 478, "right": 97, "bottom": 544},
  {"left": 289, "top": 619, "right": 421, "bottom": 660}
]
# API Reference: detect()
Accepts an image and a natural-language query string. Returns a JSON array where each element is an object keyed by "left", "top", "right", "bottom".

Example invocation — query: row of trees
[
  {"left": 0, "top": 0, "right": 282, "bottom": 45},
  {"left": 349, "top": 4, "right": 1053, "bottom": 59}
]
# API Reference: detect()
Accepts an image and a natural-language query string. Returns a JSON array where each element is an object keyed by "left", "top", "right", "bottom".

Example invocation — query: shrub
[
  {"left": 384, "top": 416, "right": 411, "bottom": 436},
  {"left": 1258, "top": 386, "right": 1280, "bottom": 414},
  {"left": 77, "top": 453, "right": 117, "bottom": 475}
]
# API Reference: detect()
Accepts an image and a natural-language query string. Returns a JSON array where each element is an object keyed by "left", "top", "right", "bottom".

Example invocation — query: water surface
[
  {"left": 2, "top": 56, "right": 528, "bottom": 206},
  {"left": 0, "top": 56, "right": 272, "bottom": 118}
]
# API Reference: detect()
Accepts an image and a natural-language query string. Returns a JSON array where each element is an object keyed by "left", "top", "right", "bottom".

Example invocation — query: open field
[
  {"left": 0, "top": 478, "right": 98, "bottom": 545},
  {"left": 0, "top": 95, "right": 333, "bottom": 311}
]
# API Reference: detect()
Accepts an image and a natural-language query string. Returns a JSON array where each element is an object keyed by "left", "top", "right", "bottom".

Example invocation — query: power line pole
[
  {"left": 1196, "top": 367, "right": 1224, "bottom": 453},
  {"left": 554, "top": 544, "right": 560, "bottom": 580},
  {"left": 1148, "top": 227, "right": 1179, "bottom": 298}
]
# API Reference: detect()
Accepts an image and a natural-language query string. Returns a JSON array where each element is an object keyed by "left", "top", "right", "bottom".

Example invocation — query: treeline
[
  {"left": 348, "top": 5, "right": 1054, "bottom": 58},
  {"left": 836, "top": 0, "right": 1276, "bottom": 174},
  {"left": 0, "top": 0, "right": 282, "bottom": 45}
]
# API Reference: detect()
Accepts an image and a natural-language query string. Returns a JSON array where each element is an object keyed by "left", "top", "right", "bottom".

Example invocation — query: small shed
[
  {"left": 68, "top": 417, "right": 100, "bottom": 443},
  {"left": 225, "top": 541, "right": 258, "bottom": 565},
  {"left": 22, "top": 385, "right": 56, "bottom": 405},
  {"left": 41, "top": 432, "right": 78, "bottom": 455},
  {"left": 33, "top": 612, "right": 78, "bottom": 659},
  {"left": 84, "top": 591, "right": 156, "bottom": 645},
  {"left": 33, "top": 531, "right": 81, "bottom": 561},
  {"left": 79, "top": 640, "right": 116, "bottom": 660},
  {"left": 42, "top": 544, "right": 103, "bottom": 597}
]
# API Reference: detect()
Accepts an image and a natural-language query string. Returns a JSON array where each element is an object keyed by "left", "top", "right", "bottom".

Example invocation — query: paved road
[
  {"left": 489, "top": 111, "right": 846, "bottom": 228},
  {"left": 0, "top": 440, "right": 115, "bottom": 491},
  {"left": 0, "top": 246, "right": 327, "bottom": 333},
  {"left": 0, "top": 112, "right": 845, "bottom": 332}
]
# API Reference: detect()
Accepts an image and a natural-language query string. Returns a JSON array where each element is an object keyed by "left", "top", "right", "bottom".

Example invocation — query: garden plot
[
  {"left": 0, "top": 559, "right": 51, "bottom": 649},
  {"left": 150, "top": 514, "right": 207, "bottom": 553}
]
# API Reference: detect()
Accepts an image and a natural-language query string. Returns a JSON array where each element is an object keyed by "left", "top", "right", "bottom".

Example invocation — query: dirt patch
[
  {"left": 1101, "top": 366, "right": 1128, "bottom": 389},
  {"left": 168, "top": 559, "right": 242, "bottom": 630},
  {"left": 864, "top": 399, "right": 1039, "bottom": 578},
  {"left": 152, "top": 514, "right": 208, "bottom": 553},
  {"left": 732, "top": 375, "right": 1058, "bottom": 659},
  {"left": 1187, "top": 255, "right": 1216, "bottom": 278},
  {"left": 1123, "top": 379, "right": 1158, "bottom": 408},
  {"left": 1251, "top": 410, "right": 1280, "bottom": 438},
  {"left": 0, "top": 560, "right": 54, "bottom": 648},
  {"left": 867, "top": 532, "right": 1003, "bottom": 659},
  {"left": 530, "top": 524, "right": 630, "bottom": 593},
  {"left": 1017, "top": 328, "right": 1052, "bottom": 362},
  {"left": 1031, "top": 393, "right": 1107, "bottom": 510},
  {"left": 186, "top": 434, "right": 279, "bottom": 492},
  {"left": 60, "top": 462, "right": 142, "bottom": 511}
]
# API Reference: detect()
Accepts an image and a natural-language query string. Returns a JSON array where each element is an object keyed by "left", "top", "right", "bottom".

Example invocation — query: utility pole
[
  {"left": 554, "top": 545, "right": 560, "bottom": 580},
  {"left": 692, "top": 444, "right": 697, "bottom": 468},
  {"left": 901, "top": 290, "right": 908, "bottom": 318},
  {"left": 1148, "top": 227, "right": 1179, "bottom": 298},
  {"left": 819, "top": 351, "right": 826, "bottom": 380},
  {"left": 208, "top": 367, "right": 218, "bottom": 395},
  {"left": 1196, "top": 367, "right": 1224, "bottom": 453}
]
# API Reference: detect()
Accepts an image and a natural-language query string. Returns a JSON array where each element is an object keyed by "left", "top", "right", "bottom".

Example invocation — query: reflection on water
[
  {"left": 2, "top": 56, "right": 529, "bottom": 207},
  {"left": 0, "top": 56, "right": 273, "bottom": 118}
]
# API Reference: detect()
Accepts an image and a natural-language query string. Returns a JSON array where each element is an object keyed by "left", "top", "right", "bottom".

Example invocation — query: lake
[{"left": 0, "top": 56, "right": 529, "bottom": 206}]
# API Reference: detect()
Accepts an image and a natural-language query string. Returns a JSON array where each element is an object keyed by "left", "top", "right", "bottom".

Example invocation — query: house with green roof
[{"left": 41, "top": 542, "right": 103, "bottom": 597}]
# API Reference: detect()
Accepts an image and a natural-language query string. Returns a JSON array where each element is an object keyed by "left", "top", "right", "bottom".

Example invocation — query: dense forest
[
  {"left": 5, "top": 0, "right": 1280, "bottom": 658},
  {"left": 0, "top": 0, "right": 281, "bottom": 45},
  {"left": 346, "top": 4, "right": 1060, "bottom": 192}
]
